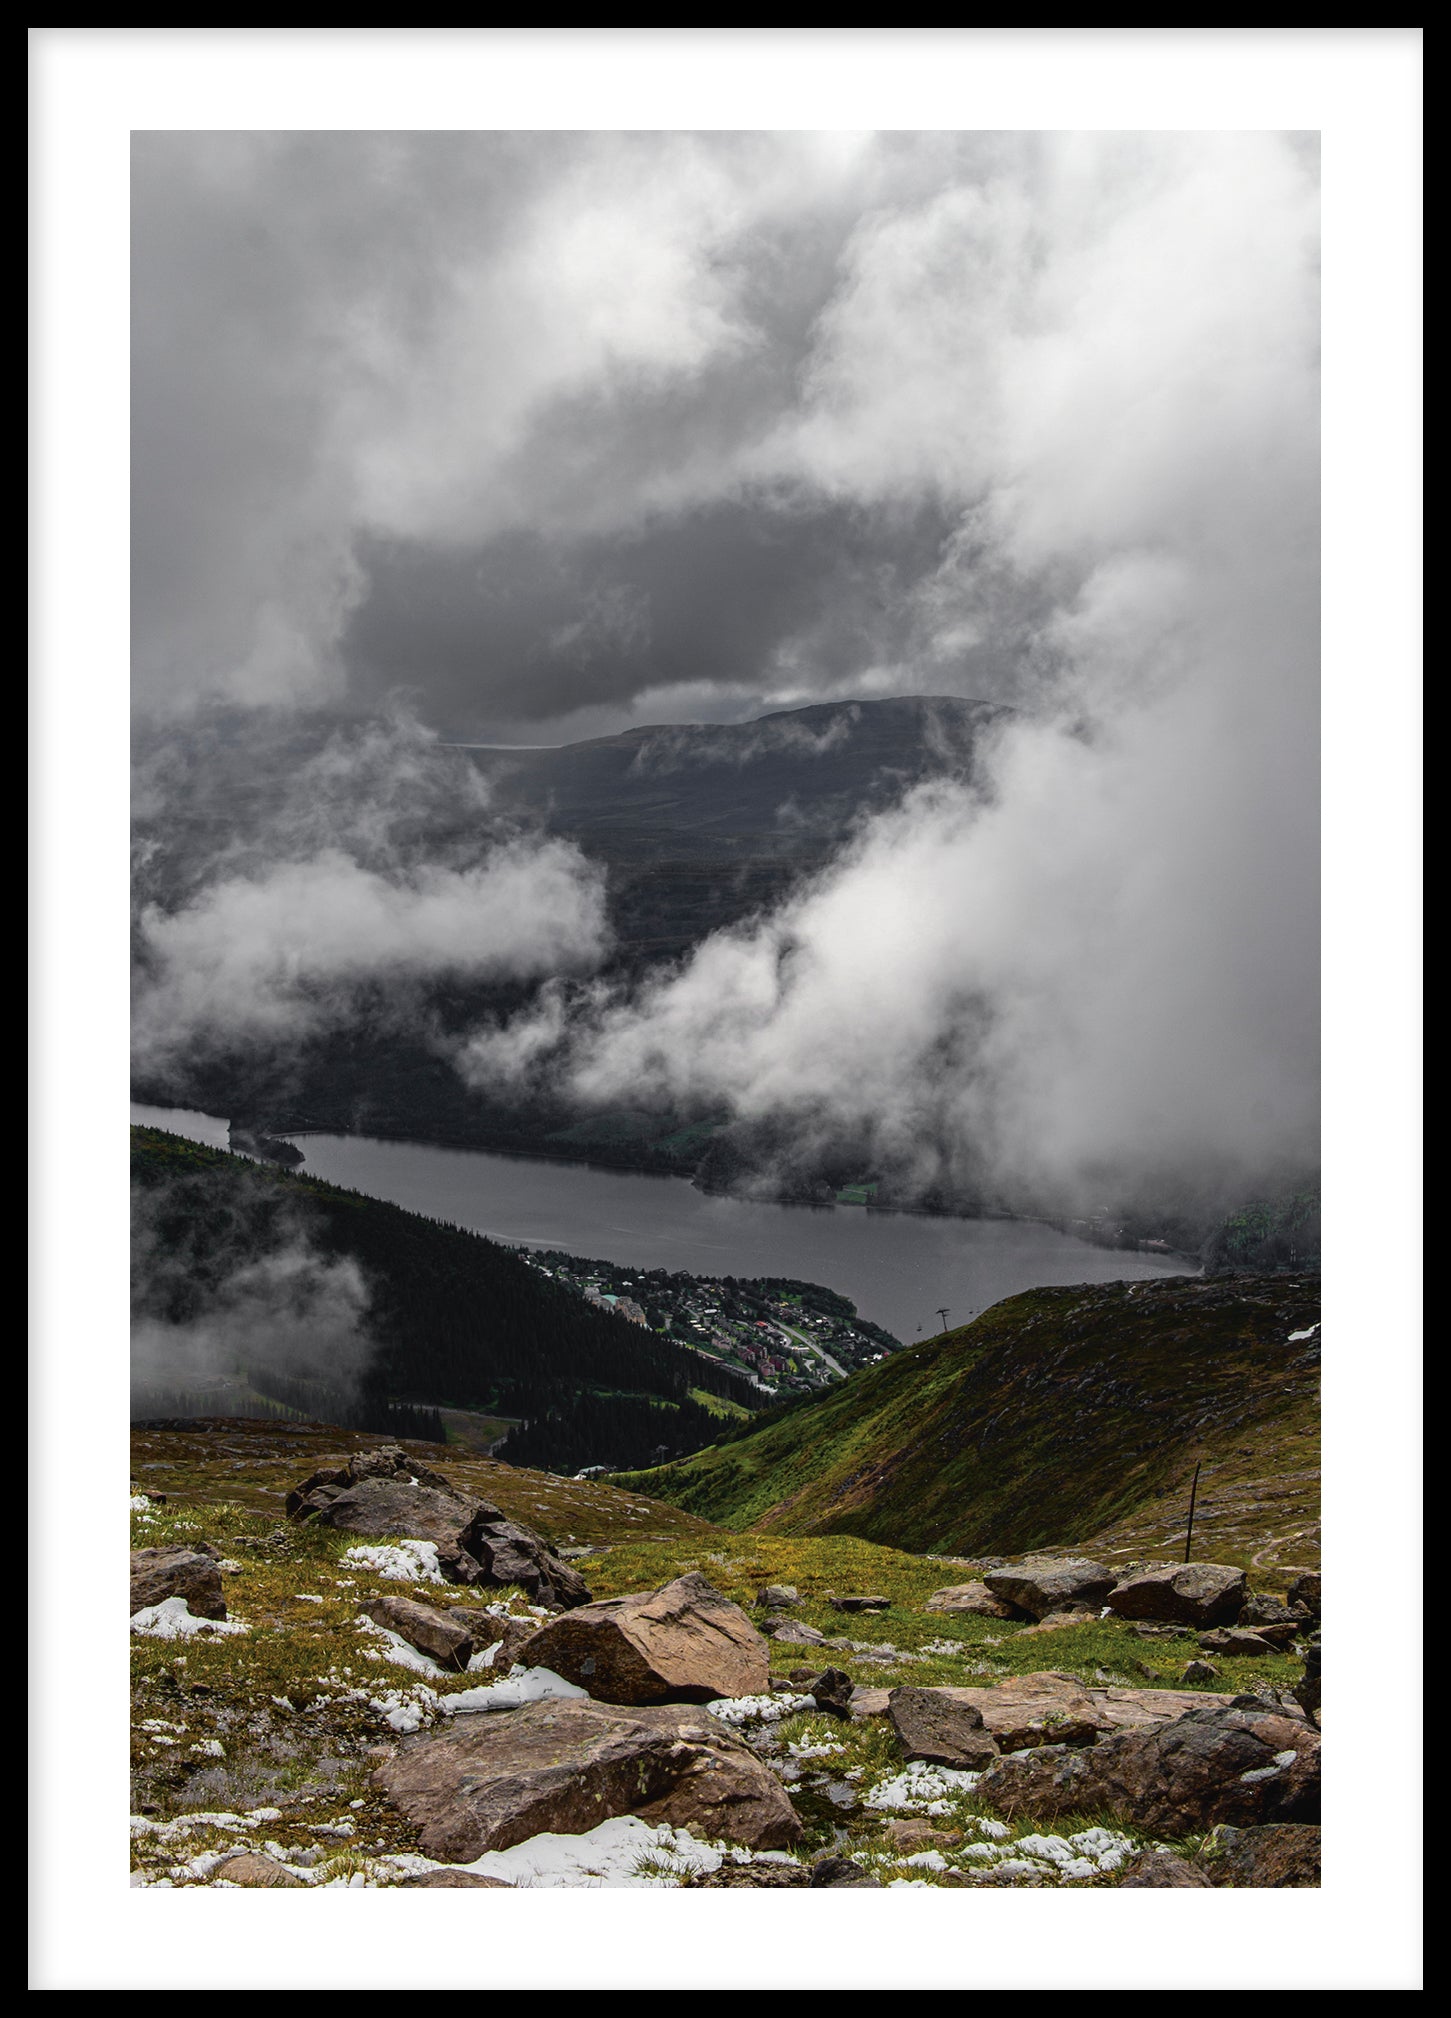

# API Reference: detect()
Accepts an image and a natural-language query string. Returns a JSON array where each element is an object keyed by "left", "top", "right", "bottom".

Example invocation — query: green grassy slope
[{"left": 610, "top": 1274, "right": 1320, "bottom": 1567}]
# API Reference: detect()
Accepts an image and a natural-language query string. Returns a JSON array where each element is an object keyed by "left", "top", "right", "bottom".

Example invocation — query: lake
[{"left": 131, "top": 1103, "right": 1195, "bottom": 1342}]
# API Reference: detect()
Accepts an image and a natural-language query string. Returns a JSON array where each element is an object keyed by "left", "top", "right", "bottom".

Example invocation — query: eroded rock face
[
  {"left": 520, "top": 1573, "right": 769, "bottom": 1704},
  {"left": 887, "top": 1688, "right": 1000, "bottom": 1769},
  {"left": 130, "top": 1547, "right": 227, "bottom": 1621},
  {"left": 983, "top": 1559, "right": 1116, "bottom": 1621},
  {"left": 975, "top": 1701, "right": 1320, "bottom": 1834},
  {"left": 1106, "top": 1563, "right": 1247, "bottom": 1627},
  {"left": 372, "top": 1697, "right": 802, "bottom": 1859},
  {"left": 924, "top": 1582, "right": 1022, "bottom": 1619},
  {"left": 284, "top": 1447, "right": 591, "bottom": 1609},
  {"left": 919, "top": 1673, "right": 1104, "bottom": 1750},
  {"left": 1207, "top": 1822, "right": 1321, "bottom": 1888}
]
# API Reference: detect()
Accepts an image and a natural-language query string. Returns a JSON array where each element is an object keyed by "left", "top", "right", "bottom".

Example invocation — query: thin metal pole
[{"left": 1184, "top": 1462, "right": 1202, "bottom": 1564}]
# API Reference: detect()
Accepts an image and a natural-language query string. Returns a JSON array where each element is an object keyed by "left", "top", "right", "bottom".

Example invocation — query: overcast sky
[
  {"left": 134, "top": 130, "right": 1318, "bottom": 746},
  {"left": 132, "top": 130, "right": 1322, "bottom": 1196}
]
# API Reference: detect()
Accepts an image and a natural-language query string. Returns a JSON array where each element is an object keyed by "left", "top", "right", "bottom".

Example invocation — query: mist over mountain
[{"left": 131, "top": 131, "right": 1320, "bottom": 1237}]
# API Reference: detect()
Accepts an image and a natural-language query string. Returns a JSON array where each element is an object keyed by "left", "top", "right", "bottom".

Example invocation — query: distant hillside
[
  {"left": 611, "top": 1274, "right": 1320, "bottom": 1572},
  {"left": 131, "top": 1128, "right": 761, "bottom": 1473}
]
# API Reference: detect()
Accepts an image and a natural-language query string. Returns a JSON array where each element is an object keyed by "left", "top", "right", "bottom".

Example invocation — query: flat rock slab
[
  {"left": 684, "top": 1863, "right": 810, "bottom": 1887},
  {"left": 1084, "top": 1684, "right": 1236, "bottom": 1732},
  {"left": 131, "top": 1546, "right": 227, "bottom": 1621},
  {"left": 398, "top": 1869, "right": 512, "bottom": 1887},
  {"left": 213, "top": 1853, "right": 305, "bottom": 1888},
  {"left": 373, "top": 1697, "right": 802, "bottom": 1860},
  {"left": 1198, "top": 1624, "right": 1299, "bottom": 1656},
  {"left": 764, "top": 1619, "right": 827, "bottom": 1646},
  {"left": 975, "top": 1701, "right": 1320, "bottom": 1835},
  {"left": 916, "top": 1673, "right": 1104, "bottom": 1750},
  {"left": 983, "top": 1560, "right": 1116, "bottom": 1621},
  {"left": 521, "top": 1572, "right": 769, "bottom": 1705},
  {"left": 1106, "top": 1563, "right": 1247, "bottom": 1628},
  {"left": 887, "top": 1688, "right": 1000, "bottom": 1768},
  {"left": 924, "top": 1582, "right": 1022, "bottom": 1619},
  {"left": 848, "top": 1687, "right": 893, "bottom": 1719}
]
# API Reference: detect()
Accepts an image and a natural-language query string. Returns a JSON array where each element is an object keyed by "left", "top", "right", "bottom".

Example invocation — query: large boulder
[
  {"left": 285, "top": 1447, "right": 591, "bottom": 1609},
  {"left": 1286, "top": 1571, "right": 1321, "bottom": 1621},
  {"left": 975, "top": 1700, "right": 1320, "bottom": 1834},
  {"left": 1106, "top": 1563, "right": 1247, "bottom": 1627},
  {"left": 372, "top": 1697, "right": 802, "bottom": 1859},
  {"left": 1239, "top": 1594, "right": 1300, "bottom": 1629},
  {"left": 924, "top": 1582, "right": 1022, "bottom": 1620},
  {"left": 519, "top": 1573, "right": 769, "bottom": 1705},
  {"left": 886, "top": 1688, "right": 1001, "bottom": 1769},
  {"left": 1206, "top": 1822, "right": 1321, "bottom": 1888},
  {"left": 983, "top": 1559, "right": 1116, "bottom": 1620},
  {"left": 1293, "top": 1639, "right": 1321, "bottom": 1720},
  {"left": 130, "top": 1546, "right": 227, "bottom": 1621}
]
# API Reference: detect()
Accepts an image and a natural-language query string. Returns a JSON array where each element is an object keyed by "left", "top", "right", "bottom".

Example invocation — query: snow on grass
[
  {"left": 863, "top": 1760, "right": 983, "bottom": 1814},
  {"left": 339, "top": 1540, "right": 445, "bottom": 1582},
  {"left": 131, "top": 1807, "right": 284, "bottom": 1842},
  {"left": 131, "top": 1597, "right": 250, "bottom": 1639},
  {"left": 437, "top": 1666, "right": 588, "bottom": 1714},
  {"left": 707, "top": 1693, "right": 816, "bottom": 1726},
  {"left": 380, "top": 1816, "right": 785, "bottom": 1889}
]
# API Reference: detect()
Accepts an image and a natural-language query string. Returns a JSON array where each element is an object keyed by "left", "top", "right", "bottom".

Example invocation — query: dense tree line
[
  {"left": 131, "top": 1128, "right": 757, "bottom": 1467},
  {"left": 498, "top": 1389, "right": 731, "bottom": 1475}
]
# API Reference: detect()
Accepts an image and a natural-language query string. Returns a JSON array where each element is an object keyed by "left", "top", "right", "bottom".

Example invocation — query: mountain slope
[{"left": 611, "top": 1274, "right": 1320, "bottom": 1571}]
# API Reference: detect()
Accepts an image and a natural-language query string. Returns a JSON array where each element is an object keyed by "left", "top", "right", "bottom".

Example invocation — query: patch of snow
[
  {"left": 905, "top": 1849, "right": 949, "bottom": 1870},
  {"left": 466, "top": 1642, "right": 502, "bottom": 1672},
  {"left": 1273, "top": 1749, "right": 1299, "bottom": 1767},
  {"left": 787, "top": 1740, "right": 845, "bottom": 1761},
  {"left": 974, "top": 1817, "right": 1011, "bottom": 1840},
  {"left": 1239, "top": 1764, "right": 1283, "bottom": 1782},
  {"left": 190, "top": 1739, "right": 226, "bottom": 1759},
  {"left": 294, "top": 1593, "right": 327, "bottom": 1604},
  {"left": 708, "top": 1693, "right": 815, "bottom": 1726},
  {"left": 340, "top": 1540, "right": 445, "bottom": 1582},
  {"left": 958, "top": 1842, "right": 1001, "bottom": 1862},
  {"left": 131, "top": 1597, "right": 249, "bottom": 1639},
  {"left": 1287, "top": 1324, "right": 1320, "bottom": 1342},
  {"left": 864, "top": 1761, "right": 983, "bottom": 1814},
  {"left": 438, "top": 1666, "right": 588, "bottom": 1714}
]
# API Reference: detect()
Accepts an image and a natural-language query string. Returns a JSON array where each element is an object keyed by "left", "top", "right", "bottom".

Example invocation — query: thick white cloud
[{"left": 458, "top": 133, "right": 1320, "bottom": 1198}]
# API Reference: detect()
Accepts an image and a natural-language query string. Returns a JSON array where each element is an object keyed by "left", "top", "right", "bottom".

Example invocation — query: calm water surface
[{"left": 132, "top": 1103, "right": 1194, "bottom": 1342}]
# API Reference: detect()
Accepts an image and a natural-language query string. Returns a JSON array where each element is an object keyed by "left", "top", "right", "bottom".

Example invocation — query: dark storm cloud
[{"left": 343, "top": 497, "right": 964, "bottom": 735}]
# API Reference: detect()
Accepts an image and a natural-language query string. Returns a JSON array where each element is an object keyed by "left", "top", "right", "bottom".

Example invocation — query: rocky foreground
[{"left": 130, "top": 1443, "right": 1320, "bottom": 1889}]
